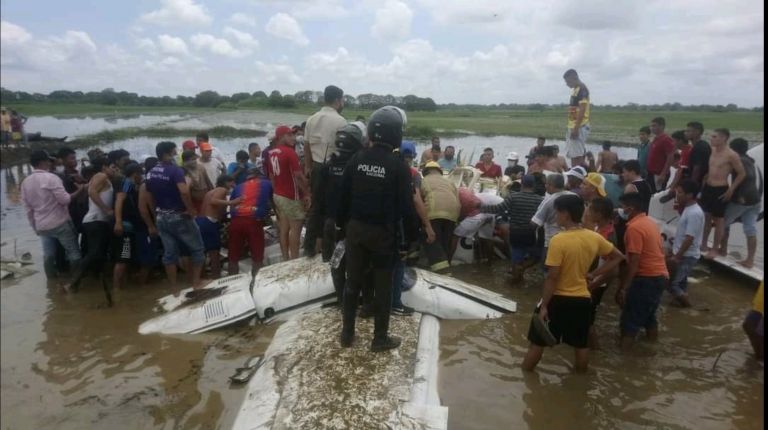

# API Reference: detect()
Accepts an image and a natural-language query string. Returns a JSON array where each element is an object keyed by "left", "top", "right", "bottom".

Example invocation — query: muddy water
[{"left": 1, "top": 165, "right": 764, "bottom": 428}]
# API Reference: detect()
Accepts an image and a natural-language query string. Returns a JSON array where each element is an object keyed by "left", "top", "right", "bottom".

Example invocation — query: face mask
[
  {"left": 617, "top": 208, "right": 629, "bottom": 220},
  {"left": 54, "top": 165, "right": 65, "bottom": 174},
  {"left": 185, "top": 161, "right": 198, "bottom": 169},
  {"left": 296, "top": 135, "right": 305, "bottom": 145}
]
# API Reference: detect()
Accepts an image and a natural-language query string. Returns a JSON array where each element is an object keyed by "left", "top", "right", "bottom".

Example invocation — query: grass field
[{"left": 6, "top": 103, "right": 764, "bottom": 144}]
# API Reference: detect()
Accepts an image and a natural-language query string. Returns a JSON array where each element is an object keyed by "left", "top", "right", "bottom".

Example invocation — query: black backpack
[{"left": 735, "top": 155, "right": 763, "bottom": 206}]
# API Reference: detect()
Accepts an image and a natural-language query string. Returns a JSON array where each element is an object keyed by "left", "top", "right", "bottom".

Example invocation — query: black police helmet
[
  {"left": 334, "top": 124, "right": 364, "bottom": 158},
  {"left": 367, "top": 106, "right": 406, "bottom": 148}
]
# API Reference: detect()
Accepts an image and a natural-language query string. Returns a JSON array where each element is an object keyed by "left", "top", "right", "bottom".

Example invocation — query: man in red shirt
[
  {"left": 269, "top": 125, "right": 310, "bottom": 260},
  {"left": 646, "top": 117, "right": 676, "bottom": 193},
  {"left": 475, "top": 147, "right": 502, "bottom": 178}
]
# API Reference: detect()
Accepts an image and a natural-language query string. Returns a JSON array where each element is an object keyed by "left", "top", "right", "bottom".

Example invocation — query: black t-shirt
[{"left": 687, "top": 140, "right": 711, "bottom": 182}]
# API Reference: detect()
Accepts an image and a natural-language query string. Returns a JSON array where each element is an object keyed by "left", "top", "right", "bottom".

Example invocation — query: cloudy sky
[{"left": 1, "top": 0, "right": 764, "bottom": 106}]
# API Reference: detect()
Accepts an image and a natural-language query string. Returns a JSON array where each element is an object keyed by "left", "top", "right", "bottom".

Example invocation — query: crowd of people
[
  {"left": 18, "top": 76, "right": 763, "bottom": 360},
  {"left": 0, "top": 106, "right": 27, "bottom": 147}
]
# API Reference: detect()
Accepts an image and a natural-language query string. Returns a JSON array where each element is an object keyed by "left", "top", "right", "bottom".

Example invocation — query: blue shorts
[
  {"left": 724, "top": 203, "right": 760, "bottom": 237},
  {"left": 744, "top": 310, "right": 764, "bottom": 337},
  {"left": 510, "top": 245, "right": 540, "bottom": 264},
  {"left": 195, "top": 217, "right": 221, "bottom": 252},
  {"left": 620, "top": 276, "right": 666, "bottom": 336},
  {"left": 135, "top": 230, "right": 161, "bottom": 266}
]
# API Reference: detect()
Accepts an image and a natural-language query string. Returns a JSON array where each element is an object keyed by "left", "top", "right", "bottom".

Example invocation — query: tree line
[{"left": 0, "top": 87, "right": 761, "bottom": 113}]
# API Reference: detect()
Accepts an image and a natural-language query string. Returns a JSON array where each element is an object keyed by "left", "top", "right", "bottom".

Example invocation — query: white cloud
[
  {"left": 292, "top": 0, "right": 350, "bottom": 20},
  {"left": 223, "top": 27, "right": 259, "bottom": 50},
  {"left": 371, "top": 0, "right": 413, "bottom": 42},
  {"left": 190, "top": 33, "right": 246, "bottom": 58},
  {"left": 141, "top": 0, "right": 212, "bottom": 27},
  {"left": 254, "top": 61, "right": 303, "bottom": 84},
  {"left": 157, "top": 34, "right": 189, "bottom": 56},
  {"left": 265, "top": 13, "right": 309, "bottom": 46},
  {"left": 229, "top": 12, "right": 257, "bottom": 27},
  {"left": 553, "top": 0, "right": 639, "bottom": 30},
  {"left": 1, "top": 20, "right": 32, "bottom": 45}
]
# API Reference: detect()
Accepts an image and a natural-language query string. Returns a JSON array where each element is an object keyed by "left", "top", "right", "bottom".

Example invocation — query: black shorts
[
  {"left": 590, "top": 286, "right": 608, "bottom": 326},
  {"left": 527, "top": 295, "right": 592, "bottom": 348},
  {"left": 112, "top": 233, "right": 135, "bottom": 263},
  {"left": 700, "top": 184, "right": 729, "bottom": 218}
]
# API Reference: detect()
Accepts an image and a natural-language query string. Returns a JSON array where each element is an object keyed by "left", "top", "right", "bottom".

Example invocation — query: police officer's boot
[{"left": 340, "top": 291, "right": 357, "bottom": 347}]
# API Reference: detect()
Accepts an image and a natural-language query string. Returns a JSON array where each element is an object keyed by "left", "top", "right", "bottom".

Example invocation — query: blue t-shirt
[
  {"left": 438, "top": 158, "right": 458, "bottom": 172},
  {"left": 674, "top": 203, "right": 705, "bottom": 258},
  {"left": 230, "top": 178, "right": 273, "bottom": 220},
  {"left": 601, "top": 173, "right": 623, "bottom": 207},
  {"left": 227, "top": 162, "right": 254, "bottom": 185},
  {"left": 146, "top": 161, "right": 186, "bottom": 212}
]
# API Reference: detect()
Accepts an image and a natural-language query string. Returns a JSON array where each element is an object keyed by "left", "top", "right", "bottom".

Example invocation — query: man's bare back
[
  {"left": 201, "top": 187, "right": 230, "bottom": 220},
  {"left": 707, "top": 147, "right": 740, "bottom": 186},
  {"left": 598, "top": 150, "right": 618, "bottom": 173}
]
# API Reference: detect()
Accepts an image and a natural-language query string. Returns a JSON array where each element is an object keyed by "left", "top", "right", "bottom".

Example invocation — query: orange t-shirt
[{"left": 624, "top": 214, "right": 669, "bottom": 278}]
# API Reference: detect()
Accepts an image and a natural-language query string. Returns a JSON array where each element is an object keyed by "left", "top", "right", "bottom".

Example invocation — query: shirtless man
[
  {"left": 596, "top": 141, "right": 618, "bottom": 173},
  {"left": 527, "top": 148, "right": 549, "bottom": 174},
  {"left": 195, "top": 175, "right": 241, "bottom": 278},
  {"left": 551, "top": 146, "right": 569, "bottom": 172},
  {"left": 419, "top": 136, "right": 442, "bottom": 168},
  {"left": 700, "top": 128, "right": 745, "bottom": 260}
]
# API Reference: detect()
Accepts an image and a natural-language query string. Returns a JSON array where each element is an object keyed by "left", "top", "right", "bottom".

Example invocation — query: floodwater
[
  {"left": 23, "top": 111, "right": 311, "bottom": 139},
  {"left": 1, "top": 115, "right": 764, "bottom": 429}
]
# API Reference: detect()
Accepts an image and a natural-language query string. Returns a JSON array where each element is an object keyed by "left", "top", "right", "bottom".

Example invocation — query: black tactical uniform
[{"left": 336, "top": 106, "right": 410, "bottom": 352}]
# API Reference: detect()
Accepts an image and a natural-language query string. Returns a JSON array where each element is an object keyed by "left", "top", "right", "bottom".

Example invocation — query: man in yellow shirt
[
  {"left": 522, "top": 194, "right": 624, "bottom": 372},
  {"left": 743, "top": 281, "right": 764, "bottom": 361},
  {"left": 0, "top": 107, "right": 11, "bottom": 147},
  {"left": 563, "top": 69, "right": 591, "bottom": 168}
]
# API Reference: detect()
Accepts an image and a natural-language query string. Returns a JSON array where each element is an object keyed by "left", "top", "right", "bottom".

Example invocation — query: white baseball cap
[
  {"left": 506, "top": 152, "right": 519, "bottom": 161},
  {"left": 565, "top": 165, "right": 587, "bottom": 180}
]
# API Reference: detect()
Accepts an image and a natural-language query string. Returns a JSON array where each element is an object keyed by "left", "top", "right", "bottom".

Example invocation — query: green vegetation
[{"left": 5, "top": 103, "right": 220, "bottom": 116}]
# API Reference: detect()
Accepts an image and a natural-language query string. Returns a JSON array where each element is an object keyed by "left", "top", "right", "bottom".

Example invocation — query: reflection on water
[{"left": 24, "top": 114, "right": 191, "bottom": 139}]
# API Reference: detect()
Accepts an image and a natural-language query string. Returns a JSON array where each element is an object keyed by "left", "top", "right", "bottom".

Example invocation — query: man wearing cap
[
  {"left": 269, "top": 125, "right": 310, "bottom": 260},
  {"left": 21, "top": 150, "right": 86, "bottom": 285},
  {"left": 506, "top": 152, "right": 520, "bottom": 169},
  {"left": 438, "top": 145, "right": 457, "bottom": 173},
  {"left": 564, "top": 165, "right": 587, "bottom": 198},
  {"left": 420, "top": 161, "right": 460, "bottom": 271},
  {"left": 581, "top": 172, "right": 607, "bottom": 230},
  {"left": 198, "top": 141, "right": 226, "bottom": 185},
  {"left": 176, "top": 140, "right": 197, "bottom": 165},
  {"left": 304, "top": 85, "right": 347, "bottom": 256},
  {"left": 481, "top": 175, "right": 544, "bottom": 280},
  {"left": 563, "top": 69, "right": 591, "bottom": 167}
]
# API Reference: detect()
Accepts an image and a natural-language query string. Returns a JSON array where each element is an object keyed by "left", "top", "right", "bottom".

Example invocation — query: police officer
[
  {"left": 310, "top": 123, "right": 365, "bottom": 302},
  {"left": 336, "top": 106, "right": 411, "bottom": 352}
]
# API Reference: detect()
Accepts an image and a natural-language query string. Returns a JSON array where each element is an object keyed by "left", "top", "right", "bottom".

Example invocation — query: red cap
[
  {"left": 182, "top": 140, "right": 196, "bottom": 150},
  {"left": 199, "top": 142, "right": 213, "bottom": 151},
  {"left": 275, "top": 125, "right": 293, "bottom": 142}
]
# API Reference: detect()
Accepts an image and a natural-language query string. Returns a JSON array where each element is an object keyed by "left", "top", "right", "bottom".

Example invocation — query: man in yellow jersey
[
  {"left": 743, "top": 281, "right": 764, "bottom": 361},
  {"left": 563, "top": 69, "right": 591, "bottom": 168}
]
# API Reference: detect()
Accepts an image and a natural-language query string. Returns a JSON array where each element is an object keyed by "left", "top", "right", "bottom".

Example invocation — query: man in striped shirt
[{"left": 480, "top": 175, "right": 543, "bottom": 280}]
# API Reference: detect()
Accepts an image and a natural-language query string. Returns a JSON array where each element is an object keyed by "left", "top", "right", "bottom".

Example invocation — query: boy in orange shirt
[{"left": 616, "top": 192, "right": 669, "bottom": 351}]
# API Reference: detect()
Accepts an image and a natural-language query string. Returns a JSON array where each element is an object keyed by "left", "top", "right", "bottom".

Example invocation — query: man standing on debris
[{"left": 337, "top": 106, "right": 411, "bottom": 352}]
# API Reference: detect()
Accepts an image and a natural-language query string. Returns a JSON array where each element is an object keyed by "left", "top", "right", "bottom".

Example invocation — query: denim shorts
[
  {"left": 724, "top": 202, "right": 760, "bottom": 237},
  {"left": 156, "top": 212, "right": 205, "bottom": 266},
  {"left": 621, "top": 276, "right": 666, "bottom": 336}
]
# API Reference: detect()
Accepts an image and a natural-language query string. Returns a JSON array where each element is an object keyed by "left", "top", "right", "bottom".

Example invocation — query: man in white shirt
[
  {"left": 198, "top": 141, "right": 225, "bottom": 185},
  {"left": 531, "top": 174, "right": 575, "bottom": 271},
  {"left": 303, "top": 85, "right": 347, "bottom": 255}
]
